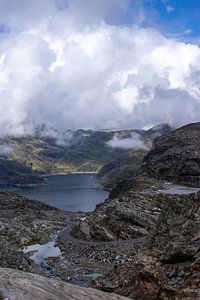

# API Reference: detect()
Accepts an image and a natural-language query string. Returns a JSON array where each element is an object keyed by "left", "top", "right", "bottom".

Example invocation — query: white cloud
[
  {"left": 0, "top": 0, "right": 199, "bottom": 136},
  {"left": 107, "top": 133, "right": 147, "bottom": 150},
  {"left": 166, "top": 5, "right": 175, "bottom": 13}
]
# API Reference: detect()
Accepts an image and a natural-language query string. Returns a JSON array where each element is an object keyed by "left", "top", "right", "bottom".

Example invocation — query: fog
[{"left": 107, "top": 134, "right": 147, "bottom": 150}]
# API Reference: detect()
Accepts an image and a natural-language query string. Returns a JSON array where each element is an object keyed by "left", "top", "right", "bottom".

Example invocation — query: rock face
[
  {"left": 141, "top": 122, "right": 200, "bottom": 187},
  {"left": 0, "top": 268, "right": 130, "bottom": 300},
  {"left": 72, "top": 178, "right": 163, "bottom": 241},
  {"left": 71, "top": 176, "right": 200, "bottom": 299}
]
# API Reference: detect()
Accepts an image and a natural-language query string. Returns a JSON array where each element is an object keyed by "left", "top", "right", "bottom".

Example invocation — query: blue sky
[
  {"left": 107, "top": 0, "right": 200, "bottom": 42},
  {"left": 143, "top": 0, "right": 200, "bottom": 39}
]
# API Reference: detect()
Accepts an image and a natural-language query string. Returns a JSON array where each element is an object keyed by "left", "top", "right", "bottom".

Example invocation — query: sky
[{"left": 0, "top": 0, "right": 200, "bottom": 136}]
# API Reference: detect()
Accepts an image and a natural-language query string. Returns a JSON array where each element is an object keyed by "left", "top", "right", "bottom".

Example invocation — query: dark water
[{"left": 9, "top": 174, "right": 109, "bottom": 212}]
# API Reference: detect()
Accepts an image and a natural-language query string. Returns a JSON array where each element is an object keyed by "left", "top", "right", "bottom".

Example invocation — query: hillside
[
  {"left": 141, "top": 122, "right": 200, "bottom": 186},
  {"left": 98, "top": 124, "right": 172, "bottom": 188},
  {"left": 0, "top": 124, "right": 172, "bottom": 186},
  {"left": 0, "top": 122, "right": 200, "bottom": 299}
]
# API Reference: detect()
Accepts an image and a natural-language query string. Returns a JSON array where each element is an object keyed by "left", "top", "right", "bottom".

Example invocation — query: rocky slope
[
  {"left": 0, "top": 189, "right": 70, "bottom": 273},
  {"left": 98, "top": 124, "right": 172, "bottom": 188},
  {"left": 141, "top": 122, "right": 200, "bottom": 187},
  {"left": 0, "top": 158, "right": 44, "bottom": 186},
  {"left": 2, "top": 122, "right": 200, "bottom": 299},
  {"left": 70, "top": 178, "right": 200, "bottom": 299},
  {"left": 72, "top": 177, "right": 163, "bottom": 241},
  {"left": 0, "top": 268, "right": 130, "bottom": 300}
]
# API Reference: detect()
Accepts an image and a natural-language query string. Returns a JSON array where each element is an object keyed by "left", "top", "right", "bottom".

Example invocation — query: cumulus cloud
[
  {"left": 0, "top": 0, "right": 200, "bottom": 136},
  {"left": 107, "top": 133, "right": 147, "bottom": 150}
]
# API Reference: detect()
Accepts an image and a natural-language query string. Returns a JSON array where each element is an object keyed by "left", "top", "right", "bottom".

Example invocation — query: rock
[
  {"left": 141, "top": 122, "right": 200, "bottom": 187},
  {"left": 72, "top": 178, "right": 161, "bottom": 241},
  {"left": 77, "top": 178, "right": 200, "bottom": 299},
  {"left": 0, "top": 268, "right": 130, "bottom": 300},
  {"left": 0, "top": 189, "right": 72, "bottom": 273}
]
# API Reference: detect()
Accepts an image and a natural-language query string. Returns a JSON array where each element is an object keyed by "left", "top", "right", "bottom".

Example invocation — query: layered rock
[
  {"left": 70, "top": 162, "right": 200, "bottom": 300},
  {"left": 141, "top": 122, "right": 200, "bottom": 187},
  {"left": 72, "top": 178, "right": 163, "bottom": 241}
]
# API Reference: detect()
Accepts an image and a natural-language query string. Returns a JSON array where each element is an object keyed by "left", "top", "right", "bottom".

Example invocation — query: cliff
[{"left": 141, "top": 122, "right": 200, "bottom": 187}]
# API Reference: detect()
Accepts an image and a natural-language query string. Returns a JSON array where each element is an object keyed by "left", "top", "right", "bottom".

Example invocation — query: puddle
[
  {"left": 162, "top": 184, "right": 200, "bottom": 195},
  {"left": 22, "top": 233, "right": 61, "bottom": 265}
]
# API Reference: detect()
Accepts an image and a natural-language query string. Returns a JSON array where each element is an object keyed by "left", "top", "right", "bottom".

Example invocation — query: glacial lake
[{"left": 9, "top": 174, "right": 109, "bottom": 212}]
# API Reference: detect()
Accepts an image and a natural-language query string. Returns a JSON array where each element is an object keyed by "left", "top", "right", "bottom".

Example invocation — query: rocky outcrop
[
  {"left": 70, "top": 173, "right": 200, "bottom": 299},
  {"left": 141, "top": 122, "right": 200, "bottom": 187},
  {"left": 0, "top": 189, "right": 70, "bottom": 273},
  {"left": 0, "top": 268, "right": 130, "bottom": 300},
  {"left": 72, "top": 178, "right": 163, "bottom": 241}
]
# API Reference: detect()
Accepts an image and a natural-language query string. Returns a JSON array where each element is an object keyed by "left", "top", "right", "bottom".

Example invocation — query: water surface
[
  {"left": 9, "top": 174, "right": 108, "bottom": 212},
  {"left": 162, "top": 183, "right": 200, "bottom": 195}
]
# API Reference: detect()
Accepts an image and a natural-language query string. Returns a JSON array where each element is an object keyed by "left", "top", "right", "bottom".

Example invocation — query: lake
[{"left": 9, "top": 174, "right": 109, "bottom": 212}]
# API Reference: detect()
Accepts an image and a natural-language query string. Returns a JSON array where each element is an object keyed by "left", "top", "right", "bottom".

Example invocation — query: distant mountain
[{"left": 0, "top": 124, "right": 172, "bottom": 186}]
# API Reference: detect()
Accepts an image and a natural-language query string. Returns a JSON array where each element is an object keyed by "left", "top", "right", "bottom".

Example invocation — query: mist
[
  {"left": 0, "top": 0, "right": 200, "bottom": 137},
  {"left": 107, "top": 134, "right": 148, "bottom": 150},
  {"left": 0, "top": 144, "right": 13, "bottom": 156}
]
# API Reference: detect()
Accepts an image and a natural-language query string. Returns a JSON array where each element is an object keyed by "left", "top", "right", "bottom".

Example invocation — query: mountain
[
  {"left": 0, "top": 122, "right": 200, "bottom": 299},
  {"left": 98, "top": 124, "right": 172, "bottom": 188},
  {"left": 141, "top": 122, "right": 200, "bottom": 186},
  {"left": 0, "top": 124, "right": 172, "bottom": 186},
  {"left": 71, "top": 122, "right": 200, "bottom": 299}
]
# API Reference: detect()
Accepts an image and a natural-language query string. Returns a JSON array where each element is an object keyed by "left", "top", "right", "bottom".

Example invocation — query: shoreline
[{"left": 42, "top": 171, "right": 98, "bottom": 177}]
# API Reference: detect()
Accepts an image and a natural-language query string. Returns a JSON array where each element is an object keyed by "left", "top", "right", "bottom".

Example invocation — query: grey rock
[
  {"left": 0, "top": 268, "right": 130, "bottom": 300},
  {"left": 141, "top": 122, "right": 200, "bottom": 187}
]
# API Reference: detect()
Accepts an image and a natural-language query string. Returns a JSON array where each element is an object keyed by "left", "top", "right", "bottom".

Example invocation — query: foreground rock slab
[{"left": 0, "top": 268, "right": 130, "bottom": 300}]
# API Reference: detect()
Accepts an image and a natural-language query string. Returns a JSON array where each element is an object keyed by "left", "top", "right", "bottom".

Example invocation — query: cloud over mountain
[{"left": 0, "top": 0, "right": 200, "bottom": 136}]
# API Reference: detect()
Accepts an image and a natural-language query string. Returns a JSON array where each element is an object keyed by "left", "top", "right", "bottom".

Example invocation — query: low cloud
[
  {"left": 107, "top": 134, "right": 148, "bottom": 150},
  {"left": 0, "top": 144, "right": 13, "bottom": 156}
]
